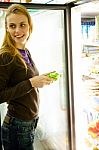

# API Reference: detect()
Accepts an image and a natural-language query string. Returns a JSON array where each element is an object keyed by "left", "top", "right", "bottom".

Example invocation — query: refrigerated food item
[
  {"left": 89, "top": 66, "right": 99, "bottom": 79},
  {"left": 89, "top": 55, "right": 99, "bottom": 79},
  {"left": 87, "top": 120, "right": 99, "bottom": 150},
  {"left": 88, "top": 120, "right": 99, "bottom": 137},
  {"left": 47, "top": 72, "right": 61, "bottom": 80},
  {"left": 83, "top": 55, "right": 99, "bottom": 150}
]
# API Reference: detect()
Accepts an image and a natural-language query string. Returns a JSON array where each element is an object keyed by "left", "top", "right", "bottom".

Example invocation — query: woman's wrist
[{"left": 29, "top": 78, "right": 34, "bottom": 87}]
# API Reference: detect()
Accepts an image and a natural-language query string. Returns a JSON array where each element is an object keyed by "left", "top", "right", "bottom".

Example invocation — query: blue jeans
[{"left": 1, "top": 114, "right": 39, "bottom": 150}]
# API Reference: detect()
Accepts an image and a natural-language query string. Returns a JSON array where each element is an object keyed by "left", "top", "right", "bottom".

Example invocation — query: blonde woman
[{"left": 0, "top": 4, "right": 54, "bottom": 150}]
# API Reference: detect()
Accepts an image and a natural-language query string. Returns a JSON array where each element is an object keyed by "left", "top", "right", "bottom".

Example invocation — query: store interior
[{"left": 1, "top": 1, "right": 99, "bottom": 150}]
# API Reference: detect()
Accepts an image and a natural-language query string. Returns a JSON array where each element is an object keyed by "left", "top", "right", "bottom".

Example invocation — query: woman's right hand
[{"left": 29, "top": 75, "right": 55, "bottom": 88}]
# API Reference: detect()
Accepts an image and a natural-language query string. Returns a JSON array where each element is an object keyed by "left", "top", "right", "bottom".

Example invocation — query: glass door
[
  {"left": 0, "top": 5, "right": 70, "bottom": 150},
  {"left": 28, "top": 9, "right": 68, "bottom": 150}
]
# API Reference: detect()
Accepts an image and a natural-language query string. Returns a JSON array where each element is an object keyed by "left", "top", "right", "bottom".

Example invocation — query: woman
[{"left": 0, "top": 4, "right": 54, "bottom": 150}]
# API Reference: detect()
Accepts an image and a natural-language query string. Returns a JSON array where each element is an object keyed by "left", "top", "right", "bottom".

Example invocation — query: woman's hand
[{"left": 29, "top": 74, "right": 55, "bottom": 88}]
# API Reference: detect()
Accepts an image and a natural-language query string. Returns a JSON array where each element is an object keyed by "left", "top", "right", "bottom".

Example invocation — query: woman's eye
[
  {"left": 9, "top": 24, "right": 16, "bottom": 29},
  {"left": 21, "top": 24, "right": 26, "bottom": 27}
]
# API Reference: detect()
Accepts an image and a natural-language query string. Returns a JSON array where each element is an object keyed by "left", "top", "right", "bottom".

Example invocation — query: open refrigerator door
[{"left": 71, "top": 1, "right": 99, "bottom": 150}]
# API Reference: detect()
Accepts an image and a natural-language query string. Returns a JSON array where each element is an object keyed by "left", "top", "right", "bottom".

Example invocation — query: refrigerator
[
  {"left": 1, "top": 0, "right": 99, "bottom": 150},
  {"left": 71, "top": 1, "right": 99, "bottom": 150},
  {"left": 0, "top": 1, "right": 71, "bottom": 150}
]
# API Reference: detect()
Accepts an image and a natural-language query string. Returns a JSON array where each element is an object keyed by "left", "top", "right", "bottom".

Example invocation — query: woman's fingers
[
  {"left": 43, "top": 71, "right": 56, "bottom": 76},
  {"left": 29, "top": 74, "right": 55, "bottom": 88}
]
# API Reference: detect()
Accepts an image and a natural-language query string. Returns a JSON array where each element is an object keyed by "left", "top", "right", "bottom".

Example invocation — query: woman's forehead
[{"left": 6, "top": 13, "right": 28, "bottom": 23}]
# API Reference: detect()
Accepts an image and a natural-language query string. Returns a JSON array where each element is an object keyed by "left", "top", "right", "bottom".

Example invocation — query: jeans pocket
[{"left": 17, "top": 130, "right": 34, "bottom": 147}]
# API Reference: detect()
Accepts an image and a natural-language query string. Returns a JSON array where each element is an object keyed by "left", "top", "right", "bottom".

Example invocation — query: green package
[{"left": 47, "top": 72, "right": 61, "bottom": 80}]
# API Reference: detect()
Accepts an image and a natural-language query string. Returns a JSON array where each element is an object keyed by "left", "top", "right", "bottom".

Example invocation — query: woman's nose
[{"left": 15, "top": 26, "right": 20, "bottom": 33}]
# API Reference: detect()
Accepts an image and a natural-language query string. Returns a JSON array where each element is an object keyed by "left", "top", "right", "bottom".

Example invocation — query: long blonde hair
[{"left": 0, "top": 4, "right": 33, "bottom": 68}]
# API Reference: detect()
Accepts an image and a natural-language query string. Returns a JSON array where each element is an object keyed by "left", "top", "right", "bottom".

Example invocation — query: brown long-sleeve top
[{"left": 0, "top": 50, "right": 39, "bottom": 121}]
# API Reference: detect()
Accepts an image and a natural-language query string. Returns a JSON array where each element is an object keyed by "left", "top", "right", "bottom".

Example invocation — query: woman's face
[{"left": 6, "top": 13, "right": 30, "bottom": 49}]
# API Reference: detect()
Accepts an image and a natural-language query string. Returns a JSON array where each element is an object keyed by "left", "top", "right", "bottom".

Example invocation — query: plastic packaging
[{"left": 47, "top": 72, "right": 61, "bottom": 80}]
